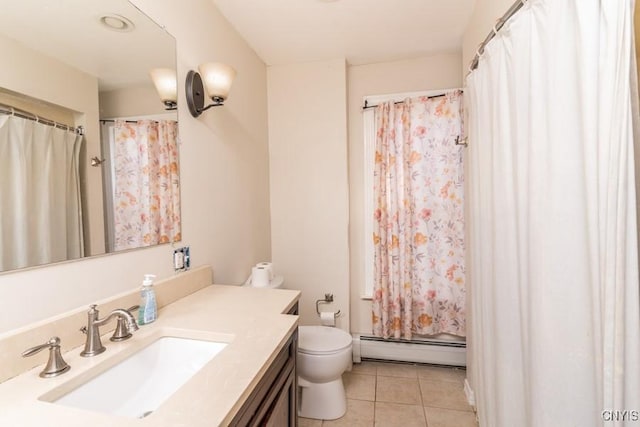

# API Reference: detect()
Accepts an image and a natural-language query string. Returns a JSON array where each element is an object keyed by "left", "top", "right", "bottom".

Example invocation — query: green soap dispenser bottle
[{"left": 138, "top": 274, "right": 157, "bottom": 325}]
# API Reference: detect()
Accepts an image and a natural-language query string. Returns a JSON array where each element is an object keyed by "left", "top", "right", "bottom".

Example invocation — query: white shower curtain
[
  {"left": 0, "top": 115, "right": 84, "bottom": 271},
  {"left": 466, "top": 1, "right": 640, "bottom": 426}
]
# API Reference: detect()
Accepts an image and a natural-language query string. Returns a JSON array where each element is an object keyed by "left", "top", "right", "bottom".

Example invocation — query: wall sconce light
[
  {"left": 185, "top": 62, "right": 236, "bottom": 117},
  {"left": 150, "top": 68, "right": 178, "bottom": 110}
]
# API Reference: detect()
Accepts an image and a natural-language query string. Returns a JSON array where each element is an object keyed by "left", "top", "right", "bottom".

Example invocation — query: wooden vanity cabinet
[{"left": 230, "top": 304, "right": 299, "bottom": 426}]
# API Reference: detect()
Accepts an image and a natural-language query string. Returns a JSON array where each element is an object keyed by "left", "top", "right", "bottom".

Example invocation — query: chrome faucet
[{"left": 80, "top": 304, "right": 139, "bottom": 357}]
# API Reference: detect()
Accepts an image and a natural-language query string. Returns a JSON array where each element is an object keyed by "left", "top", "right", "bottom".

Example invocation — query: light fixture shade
[
  {"left": 198, "top": 62, "right": 236, "bottom": 103},
  {"left": 149, "top": 68, "right": 177, "bottom": 105}
]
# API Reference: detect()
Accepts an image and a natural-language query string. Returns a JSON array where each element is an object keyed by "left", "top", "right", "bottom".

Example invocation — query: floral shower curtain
[
  {"left": 372, "top": 91, "right": 465, "bottom": 340},
  {"left": 112, "top": 120, "right": 181, "bottom": 251}
]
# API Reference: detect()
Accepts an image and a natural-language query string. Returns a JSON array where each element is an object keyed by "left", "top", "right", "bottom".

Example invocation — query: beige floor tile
[
  {"left": 419, "top": 379, "right": 472, "bottom": 411},
  {"left": 374, "top": 402, "right": 427, "bottom": 427},
  {"left": 375, "top": 362, "right": 418, "bottom": 378},
  {"left": 298, "top": 416, "right": 323, "bottom": 427},
  {"left": 376, "top": 376, "right": 421, "bottom": 405},
  {"left": 424, "top": 406, "right": 478, "bottom": 427},
  {"left": 351, "top": 361, "right": 377, "bottom": 376},
  {"left": 343, "top": 372, "right": 376, "bottom": 401},
  {"left": 416, "top": 365, "right": 466, "bottom": 384},
  {"left": 322, "top": 399, "right": 375, "bottom": 427}
]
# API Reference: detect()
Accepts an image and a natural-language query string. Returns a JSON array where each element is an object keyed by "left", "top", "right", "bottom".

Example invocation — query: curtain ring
[{"left": 492, "top": 21, "right": 500, "bottom": 36}]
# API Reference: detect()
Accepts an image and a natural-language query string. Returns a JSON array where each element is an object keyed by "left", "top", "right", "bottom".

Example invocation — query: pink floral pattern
[
  {"left": 372, "top": 91, "right": 465, "bottom": 339},
  {"left": 113, "top": 120, "right": 181, "bottom": 250}
]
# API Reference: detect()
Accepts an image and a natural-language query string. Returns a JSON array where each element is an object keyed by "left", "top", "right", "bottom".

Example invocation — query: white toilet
[
  {"left": 297, "top": 325, "right": 352, "bottom": 420},
  {"left": 243, "top": 267, "right": 352, "bottom": 420}
]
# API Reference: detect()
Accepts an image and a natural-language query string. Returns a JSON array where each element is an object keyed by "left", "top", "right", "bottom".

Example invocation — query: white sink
[{"left": 49, "top": 336, "right": 227, "bottom": 419}]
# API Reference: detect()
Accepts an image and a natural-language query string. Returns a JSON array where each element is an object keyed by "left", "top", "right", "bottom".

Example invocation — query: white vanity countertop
[{"left": 0, "top": 284, "right": 300, "bottom": 426}]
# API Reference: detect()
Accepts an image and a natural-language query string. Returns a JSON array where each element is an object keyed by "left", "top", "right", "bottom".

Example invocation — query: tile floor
[{"left": 299, "top": 361, "right": 478, "bottom": 427}]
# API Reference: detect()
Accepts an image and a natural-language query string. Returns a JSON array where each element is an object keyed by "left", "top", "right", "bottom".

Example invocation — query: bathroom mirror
[{"left": 0, "top": 0, "right": 179, "bottom": 273}]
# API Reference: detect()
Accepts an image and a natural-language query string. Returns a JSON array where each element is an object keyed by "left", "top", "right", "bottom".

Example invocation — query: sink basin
[{"left": 48, "top": 336, "right": 227, "bottom": 418}]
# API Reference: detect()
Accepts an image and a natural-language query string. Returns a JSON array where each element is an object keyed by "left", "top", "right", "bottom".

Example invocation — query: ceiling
[
  {"left": 0, "top": 0, "right": 174, "bottom": 91},
  {"left": 211, "top": 0, "right": 477, "bottom": 66}
]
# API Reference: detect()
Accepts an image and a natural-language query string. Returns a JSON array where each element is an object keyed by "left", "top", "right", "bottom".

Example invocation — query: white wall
[
  {"left": 99, "top": 84, "right": 166, "bottom": 119},
  {"left": 0, "top": 90, "right": 75, "bottom": 126},
  {"left": 347, "top": 53, "right": 463, "bottom": 335},
  {"left": 461, "top": 0, "right": 514, "bottom": 72},
  {"left": 0, "top": 0, "right": 271, "bottom": 334},
  {"left": 268, "top": 59, "right": 350, "bottom": 330}
]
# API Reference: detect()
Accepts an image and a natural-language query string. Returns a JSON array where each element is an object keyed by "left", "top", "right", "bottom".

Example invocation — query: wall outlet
[{"left": 173, "top": 246, "right": 190, "bottom": 272}]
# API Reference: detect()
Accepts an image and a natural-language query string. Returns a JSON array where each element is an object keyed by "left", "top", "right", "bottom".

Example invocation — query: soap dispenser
[{"left": 138, "top": 274, "right": 157, "bottom": 325}]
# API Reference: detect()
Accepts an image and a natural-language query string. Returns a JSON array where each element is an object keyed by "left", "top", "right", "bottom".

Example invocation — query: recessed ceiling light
[{"left": 99, "top": 14, "right": 135, "bottom": 32}]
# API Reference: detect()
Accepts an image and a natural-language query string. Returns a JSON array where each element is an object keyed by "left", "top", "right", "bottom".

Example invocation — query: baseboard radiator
[{"left": 352, "top": 334, "right": 466, "bottom": 367}]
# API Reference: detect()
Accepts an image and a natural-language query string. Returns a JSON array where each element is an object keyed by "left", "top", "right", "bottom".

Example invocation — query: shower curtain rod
[
  {"left": 100, "top": 119, "right": 142, "bottom": 124},
  {"left": 468, "top": 0, "right": 526, "bottom": 73},
  {"left": 362, "top": 92, "right": 450, "bottom": 110},
  {"left": 99, "top": 119, "right": 169, "bottom": 124},
  {"left": 0, "top": 103, "right": 84, "bottom": 135}
]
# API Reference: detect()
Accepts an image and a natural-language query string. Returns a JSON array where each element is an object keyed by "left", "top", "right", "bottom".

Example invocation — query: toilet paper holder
[{"left": 315, "top": 293, "right": 341, "bottom": 318}]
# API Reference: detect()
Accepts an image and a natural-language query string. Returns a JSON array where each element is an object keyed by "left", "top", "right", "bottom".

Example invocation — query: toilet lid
[{"left": 298, "top": 326, "right": 352, "bottom": 355}]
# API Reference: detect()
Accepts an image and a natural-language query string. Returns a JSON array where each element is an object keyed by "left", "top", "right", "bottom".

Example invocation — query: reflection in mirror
[
  {"left": 0, "top": 0, "right": 179, "bottom": 273},
  {"left": 100, "top": 119, "right": 181, "bottom": 252}
]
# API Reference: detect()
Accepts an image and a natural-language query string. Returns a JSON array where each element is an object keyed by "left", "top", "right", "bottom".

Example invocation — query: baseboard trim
[{"left": 352, "top": 334, "right": 466, "bottom": 366}]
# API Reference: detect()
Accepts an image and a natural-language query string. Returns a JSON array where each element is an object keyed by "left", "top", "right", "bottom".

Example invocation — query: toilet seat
[{"left": 298, "top": 326, "right": 352, "bottom": 355}]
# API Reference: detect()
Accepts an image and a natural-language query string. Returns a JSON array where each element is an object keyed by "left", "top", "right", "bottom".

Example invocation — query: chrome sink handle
[
  {"left": 22, "top": 336, "right": 71, "bottom": 378},
  {"left": 111, "top": 305, "right": 140, "bottom": 342}
]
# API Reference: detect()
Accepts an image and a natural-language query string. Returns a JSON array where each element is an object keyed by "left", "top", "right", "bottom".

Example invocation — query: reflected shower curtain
[
  {"left": 372, "top": 92, "right": 465, "bottom": 339},
  {"left": 110, "top": 120, "right": 180, "bottom": 251},
  {"left": 0, "top": 115, "right": 84, "bottom": 270},
  {"left": 466, "top": 0, "right": 640, "bottom": 425}
]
